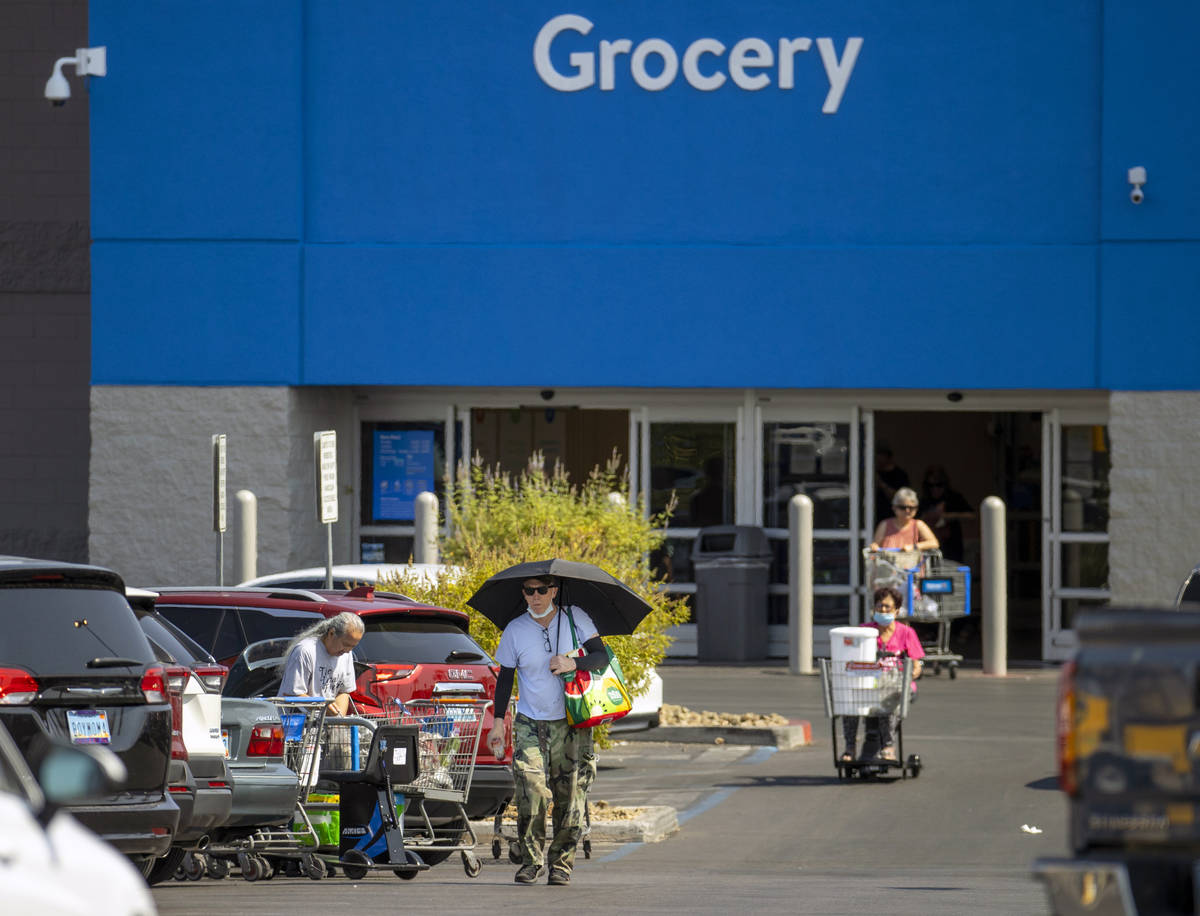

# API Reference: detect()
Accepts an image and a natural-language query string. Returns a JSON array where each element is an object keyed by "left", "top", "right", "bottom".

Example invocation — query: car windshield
[
  {"left": 355, "top": 617, "right": 489, "bottom": 664},
  {"left": 0, "top": 587, "right": 154, "bottom": 674}
]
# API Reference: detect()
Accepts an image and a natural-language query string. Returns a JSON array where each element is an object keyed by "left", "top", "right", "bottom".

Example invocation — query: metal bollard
[
  {"left": 789, "top": 494, "right": 814, "bottom": 675},
  {"left": 234, "top": 490, "right": 258, "bottom": 584},
  {"left": 981, "top": 496, "right": 1007, "bottom": 677},
  {"left": 413, "top": 491, "right": 439, "bottom": 564}
]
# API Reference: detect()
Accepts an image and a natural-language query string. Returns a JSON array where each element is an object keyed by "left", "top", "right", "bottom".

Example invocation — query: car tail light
[
  {"left": 207, "top": 780, "right": 229, "bottom": 789},
  {"left": 165, "top": 665, "right": 188, "bottom": 762},
  {"left": 1056, "top": 659, "right": 1077, "bottom": 795},
  {"left": 365, "top": 663, "right": 417, "bottom": 705},
  {"left": 193, "top": 664, "right": 228, "bottom": 693},
  {"left": 168, "top": 785, "right": 190, "bottom": 795},
  {"left": 0, "top": 667, "right": 39, "bottom": 705},
  {"left": 140, "top": 665, "right": 167, "bottom": 703},
  {"left": 246, "top": 724, "right": 284, "bottom": 758}
]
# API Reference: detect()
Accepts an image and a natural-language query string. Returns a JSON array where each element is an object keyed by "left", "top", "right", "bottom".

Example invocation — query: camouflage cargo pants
[{"left": 512, "top": 713, "right": 596, "bottom": 873}]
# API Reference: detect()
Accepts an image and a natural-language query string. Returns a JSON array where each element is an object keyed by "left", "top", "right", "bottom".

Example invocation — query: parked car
[
  {"left": 0, "top": 556, "right": 178, "bottom": 872},
  {"left": 239, "top": 563, "right": 452, "bottom": 592},
  {"left": 0, "top": 717, "right": 158, "bottom": 915},
  {"left": 149, "top": 586, "right": 514, "bottom": 823},
  {"left": 129, "top": 589, "right": 233, "bottom": 883}
]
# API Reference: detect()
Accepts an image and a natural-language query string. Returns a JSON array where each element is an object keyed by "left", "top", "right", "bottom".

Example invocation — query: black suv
[{"left": 0, "top": 557, "right": 177, "bottom": 864}]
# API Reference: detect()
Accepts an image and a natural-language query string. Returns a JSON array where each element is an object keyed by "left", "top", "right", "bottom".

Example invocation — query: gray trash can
[{"left": 693, "top": 525, "right": 772, "bottom": 662}]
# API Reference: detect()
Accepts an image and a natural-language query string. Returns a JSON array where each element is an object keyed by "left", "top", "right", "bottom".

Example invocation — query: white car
[
  {"left": 0, "top": 722, "right": 157, "bottom": 915},
  {"left": 239, "top": 563, "right": 452, "bottom": 592},
  {"left": 241, "top": 565, "right": 664, "bottom": 729}
]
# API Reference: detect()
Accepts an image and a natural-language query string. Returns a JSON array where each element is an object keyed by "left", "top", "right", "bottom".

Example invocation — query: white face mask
[{"left": 528, "top": 603, "right": 556, "bottom": 620}]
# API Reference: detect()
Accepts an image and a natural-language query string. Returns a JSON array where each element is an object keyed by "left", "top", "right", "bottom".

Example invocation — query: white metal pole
[
  {"left": 414, "top": 491, "right": 439, "bottom": 564},
  {"left": 234, "top": 489, "right": 257, "bottom": 585},
  {"left": 982, "top": 496, "right": 1007, "bottom": 676},
  {"left": 325, "top": 522, "right": 334, "bottom": 589},
  {"left": 789, "top": 493, "right": 814, "bottom": 675}
]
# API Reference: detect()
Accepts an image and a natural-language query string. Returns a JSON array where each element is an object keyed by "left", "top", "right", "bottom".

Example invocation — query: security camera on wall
[{"left": 43, "top": 47, "right": 106, "bottom": 106}]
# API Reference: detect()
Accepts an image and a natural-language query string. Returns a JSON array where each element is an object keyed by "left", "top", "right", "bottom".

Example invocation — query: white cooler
[{"left": 829, "top": 626, "right": 879, "bottom": 716}]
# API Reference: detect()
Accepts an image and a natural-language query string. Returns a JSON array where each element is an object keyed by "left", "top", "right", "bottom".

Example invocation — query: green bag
[{"left": 560, "top": 607, "right": 632, "bottom": 729}]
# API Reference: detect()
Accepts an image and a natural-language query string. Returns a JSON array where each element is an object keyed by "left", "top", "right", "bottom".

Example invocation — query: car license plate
[
  {"left": 67, "top": 709, "right": 111, "bottom": 745},
  {"left": 221, "top": 729, "right": 230, "bottom": 758}
]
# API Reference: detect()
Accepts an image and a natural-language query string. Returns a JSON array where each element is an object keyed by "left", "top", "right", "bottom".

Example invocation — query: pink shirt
[{"left": 869, "top": 621, "right": 925, "bottom": 661}]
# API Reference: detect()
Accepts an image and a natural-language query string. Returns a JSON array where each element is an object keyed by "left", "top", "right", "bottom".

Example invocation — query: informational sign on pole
[
  {"left": 314, "top": 430, "right": 338, "bottom": 589},
  {"left": 314, "top": 430, "right": 339, "bottom": 524},
  {"left": 212, "top": 434, "right": 227, "bottom": 586}
]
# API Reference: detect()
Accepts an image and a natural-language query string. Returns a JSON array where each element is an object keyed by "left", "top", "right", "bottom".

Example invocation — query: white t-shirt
[
  {"left": 280, "top": 636, "right": 356, "bottom": 700},
  {"left": 495, "top": 605, "right": 598, "bottom": 721}
]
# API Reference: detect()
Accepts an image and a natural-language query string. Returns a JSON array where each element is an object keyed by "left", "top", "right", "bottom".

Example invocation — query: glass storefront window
[
  {"left": 768, "top": 593, "right": 847, "bottom": 627},
  {"left": 1061, "top": 425, "right": 1110, "bottom": 532},
  {"left": 1061, "top": 542, "right": 1109, "bottom": 591},
  {"left": 650, "top": 536, "right": 697, "bottom": 585},
  {"left": 769, "top": 536, "right": 851, "bottom": 587},
  {"left": 762, "top": 422, "right": 851, "bottom": 530},
  {"left": 650, "top": 423, "right": 736, "bottom": 528}
]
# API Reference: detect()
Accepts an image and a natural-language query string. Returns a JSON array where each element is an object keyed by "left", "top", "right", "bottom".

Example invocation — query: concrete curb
[
  {"left": 470, "top": 805, "right": 679, "bottom": 845},
  {"left": 617, "top": 721, "right": 813, "bottom": 749}
]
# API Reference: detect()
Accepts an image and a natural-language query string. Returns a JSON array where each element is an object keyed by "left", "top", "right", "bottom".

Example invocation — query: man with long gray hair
[{"left": 280, "top": 611, "right": 364, "bottom": 715}]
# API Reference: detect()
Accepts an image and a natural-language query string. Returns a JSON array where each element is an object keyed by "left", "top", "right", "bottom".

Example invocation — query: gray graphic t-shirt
[{"left": 280, "top": 636, "right": 356, "bottom": 700}]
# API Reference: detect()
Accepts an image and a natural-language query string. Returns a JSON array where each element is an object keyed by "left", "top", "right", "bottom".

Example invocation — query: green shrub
[{"left": 378, "top": 451, "right": 689, "bottom": 740}]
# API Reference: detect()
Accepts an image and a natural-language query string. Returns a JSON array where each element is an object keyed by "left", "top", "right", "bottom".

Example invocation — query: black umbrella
[{"left": 466, "top": 559, "right": 654, "bottom": 636}]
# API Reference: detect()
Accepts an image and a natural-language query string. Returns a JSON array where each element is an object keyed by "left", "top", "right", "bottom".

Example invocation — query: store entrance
[
  {"left": 871, "top": 411, "right": 1044, "bottom": 661},
  {"left": 469, "top": 407, "right": 629, "bottom": 484}
]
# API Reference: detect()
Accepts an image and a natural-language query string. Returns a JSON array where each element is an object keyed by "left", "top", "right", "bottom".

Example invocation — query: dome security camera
[
  {"left": 44, "top": 61, "right": 71, "bottom": 105},
  {"left": 1127, "top": 166, "right": 1146, "bottom": 205},
  {"left": 43, "top": 47, "right": 106, "bottom": 107},
  {"left": 539, "top": 389, "right": 555, "bottom": 402}
]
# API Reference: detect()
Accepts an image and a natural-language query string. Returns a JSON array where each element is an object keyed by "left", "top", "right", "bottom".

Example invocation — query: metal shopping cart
[
  {"left": 820, "top": 655, "right": 921, "bottom": 780},
  {"left": 863, "top": 546, "right": 923, "bottom": 596},
  {"left": 320, "top": 699, "right": 490, "bottom": 879},
  {"left": 202, "top": 697, "right": 330, "bottom": 881},
  {"left": 903, "top": 553, "right": 971, "bottom": 679}
]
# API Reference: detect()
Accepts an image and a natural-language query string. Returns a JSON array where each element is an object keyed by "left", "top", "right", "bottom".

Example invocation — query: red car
[{"left": 148, "top": 586, "right": 513, "bottom": 823}]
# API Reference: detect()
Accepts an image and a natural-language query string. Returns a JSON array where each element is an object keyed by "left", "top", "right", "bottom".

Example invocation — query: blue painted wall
[{"left": 89, "top": 1, "right": 1200, "bottom": 389}]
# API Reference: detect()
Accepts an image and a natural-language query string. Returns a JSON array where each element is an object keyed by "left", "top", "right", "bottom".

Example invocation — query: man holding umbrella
[{"left": 484, "top": 573, "right": 608, "bottom": 886}]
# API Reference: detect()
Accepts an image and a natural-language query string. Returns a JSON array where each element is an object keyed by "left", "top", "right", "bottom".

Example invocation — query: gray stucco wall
[
  {"left": 89, "top": 386, "right": 355, "bottom": 586},
  {"left": 1109, "top": 391, "right": 1200, "bottom": 605}
]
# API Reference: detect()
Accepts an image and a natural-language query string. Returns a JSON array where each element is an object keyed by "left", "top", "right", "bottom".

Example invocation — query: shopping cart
[
  {"left": 903, "top": 553, "right": 971, "bottom": 679},
  {"left": 863, "top": 546, "right": 923, "bottom": 596},
  {"left": 320, "top": 699, "right": 490, "bottom": 879},
  {"left": 203, "top": 697, "right": 331, "bottom": 881},
  {"left": 820, "top": 655, "right": 921, "bottom": 780}
]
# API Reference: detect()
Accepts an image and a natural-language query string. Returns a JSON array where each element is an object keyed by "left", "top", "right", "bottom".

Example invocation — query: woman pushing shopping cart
[{"left": 820, "top": 584, "right": 924, "bottom": 780}]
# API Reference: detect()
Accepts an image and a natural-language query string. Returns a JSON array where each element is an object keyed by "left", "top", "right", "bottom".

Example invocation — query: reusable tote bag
[{"left": 560, "top": 607, "right": 633, "bottom": 728}]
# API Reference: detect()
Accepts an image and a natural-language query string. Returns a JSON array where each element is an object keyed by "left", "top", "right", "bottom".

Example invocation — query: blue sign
[
  {"left": 87, "top": 1, "right": 1200, "bottom": 391},
  {"left": 372, "top": 430, "right": 435, "bottom": 522}
]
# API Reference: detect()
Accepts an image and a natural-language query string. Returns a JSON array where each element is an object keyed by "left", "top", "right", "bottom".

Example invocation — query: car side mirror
[{"left": 38, "top": 742, "right": 127, "bottom": 814}]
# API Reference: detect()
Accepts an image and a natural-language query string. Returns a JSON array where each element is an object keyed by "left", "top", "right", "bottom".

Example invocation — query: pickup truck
[{"left": 1035, "top": 607, "right": 1200, "bottom": 916}]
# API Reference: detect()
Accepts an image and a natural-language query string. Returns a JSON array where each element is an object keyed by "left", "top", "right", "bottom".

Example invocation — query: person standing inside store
[
  {"left": 874, "top": 445, "right": 911, "bottom": 523},
  {"left": 919, "top": 466, "right": 975, "bottom": 562},
  {"left": 486, "top": 575, "right": 608, "bottom": 886}
]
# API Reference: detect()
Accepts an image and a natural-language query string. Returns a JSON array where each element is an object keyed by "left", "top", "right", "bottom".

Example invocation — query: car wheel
[{"left": 146, "top": 848, "right": 186, "bottom": 886}]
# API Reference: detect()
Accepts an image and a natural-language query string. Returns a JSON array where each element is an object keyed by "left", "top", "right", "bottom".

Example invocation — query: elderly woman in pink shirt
[{"left": 840, "top": 584, "right": 925, "bottom": 763}]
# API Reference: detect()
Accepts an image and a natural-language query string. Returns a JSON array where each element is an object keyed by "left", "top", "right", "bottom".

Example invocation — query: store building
[{"left": 78, "top": 2, "right": 1200, "bottom": 661}]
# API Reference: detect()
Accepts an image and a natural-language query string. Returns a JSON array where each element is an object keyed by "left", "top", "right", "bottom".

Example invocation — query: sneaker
[
  {"left": 514, "top": 864, "right": 546, "bottom": 885},
  {"left": 548, "top": 867, "right": 571, "bottom": 886}
]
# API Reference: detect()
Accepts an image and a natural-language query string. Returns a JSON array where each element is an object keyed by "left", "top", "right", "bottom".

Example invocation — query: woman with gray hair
[
  {"left": 870, "top": 486, "right": 939, "bottom": 552},
  {"left": 280, "top": 611, "right": 364, "bottom": 715}
]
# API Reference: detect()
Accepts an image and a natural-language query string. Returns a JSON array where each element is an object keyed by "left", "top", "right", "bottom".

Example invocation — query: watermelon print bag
[{"left": 561, "top": 607, "right": 632, "bottom": 729}]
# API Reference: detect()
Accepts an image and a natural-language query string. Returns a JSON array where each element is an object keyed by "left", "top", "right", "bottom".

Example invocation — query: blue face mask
[{"left": 873, "top": 611, "right": 896, "bottom": 627}]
